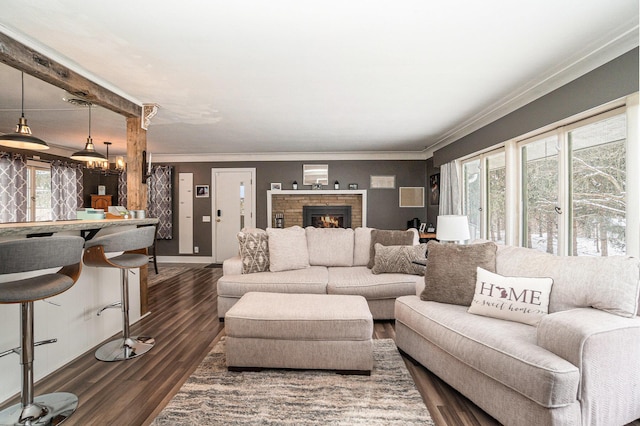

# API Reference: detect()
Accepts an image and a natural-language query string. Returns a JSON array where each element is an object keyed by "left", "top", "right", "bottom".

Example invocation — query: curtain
[
  {"left": 118, "top": 169, "right": 127, "bottom": 207},
  {"left": 438, "top": 160, "right": 461, "bottom": 216},
  {"left": 147, "top": 165, "right": 173, "bottom": 239},
  {"left": 51, "top": 161, "right": 84, "bottom": 220},
  {"left": 0, "top": 152, "right": 28, "bottom": 223}
]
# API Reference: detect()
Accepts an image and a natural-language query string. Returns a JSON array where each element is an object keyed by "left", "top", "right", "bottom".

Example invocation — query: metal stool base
[
  {"left": 0, "top": 392, "right": 77, "bottom": 425},
  {"left": 94, "top": 336, "right": 155, "bottom": 362}
]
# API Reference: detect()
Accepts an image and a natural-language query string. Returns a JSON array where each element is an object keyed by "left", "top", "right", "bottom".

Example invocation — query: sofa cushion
[
  {"left": 217, "top": 266, "right": 328, "bottom": 297},
  {"left": 421, "top": 241, "right": 497, "bottom": 306},
  {"left": 371, "top": 243, "right": 427, "bottom": 275},
  {"left": 496, "top": 245, "right": 640, "bottom": 318},
  {"left": 353, "top": 227, "right": 373, "bottom": 266},
  {"left": 395, "top": 295, "right": 580, "bottom": 407},
  {"left": 306, "top": 227, "right": 354, "bottom": 267},
  {"left": 237, "top": 231, "right": 270, "bottom": 274},
  {"left": 468, "top": 267, "right": 553, "bottom": 326},
  {"left": 327, "top": 266, "right": 420, "bottom": 300},
  {"left": 367, "top": 229, "right": 415, "bottom": 268},
  {"left": 266, "top": 226, "right": 310, "bottom": 272}
]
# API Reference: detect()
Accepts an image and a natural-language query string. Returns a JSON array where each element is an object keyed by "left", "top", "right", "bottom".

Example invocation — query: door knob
[{"left": 216, "top": 219, "right": 221, "bottom": 222}]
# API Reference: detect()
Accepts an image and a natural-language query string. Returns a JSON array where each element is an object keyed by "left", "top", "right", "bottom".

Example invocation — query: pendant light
[
  {"left": 70, "top": 103, "right": 106, "bottom": 162},
  {"left": 0, "top": 72, "right": 49, "bottom": 150}
]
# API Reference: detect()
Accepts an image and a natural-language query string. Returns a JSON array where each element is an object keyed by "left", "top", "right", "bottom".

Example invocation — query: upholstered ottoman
[{"left": 225, "top": 292, "right": 374, "bottom": 374}]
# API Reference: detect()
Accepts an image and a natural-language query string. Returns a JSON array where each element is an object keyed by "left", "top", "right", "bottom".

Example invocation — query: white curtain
[
  {"left": 0, "top": 152, "right": 28, "bottom": 223},
  {"left": 438, "top": 160, "right": 461, "bottom": 216},
  {"left": 51, "top": 161, "right": 84, "bottom": 220}
]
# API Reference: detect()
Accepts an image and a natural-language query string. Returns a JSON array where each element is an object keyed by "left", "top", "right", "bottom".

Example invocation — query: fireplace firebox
[{"left": 303, "top": 206, "right": 352, "bottom": 229}]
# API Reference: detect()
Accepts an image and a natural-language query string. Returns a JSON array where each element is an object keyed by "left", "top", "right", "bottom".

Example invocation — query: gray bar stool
[
  {"left": 0, "top": 236, "right": 85, "bottom": 426},
  {"left": 83, "top": 226, "right": 156, "bottom": 362}
]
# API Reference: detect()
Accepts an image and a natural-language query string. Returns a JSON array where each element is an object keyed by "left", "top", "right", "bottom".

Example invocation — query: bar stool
[
  {"left": 83, "top": 226, "right": 156, "bottom": 362},
  {"left": 0, "top": 236, "right": 85, "bottom": 426}
]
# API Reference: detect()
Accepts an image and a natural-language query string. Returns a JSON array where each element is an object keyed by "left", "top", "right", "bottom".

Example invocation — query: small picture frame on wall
[
  {"left": 270, "top": 183, "right": 282, "bottom": 191},
  {"left": 195, "top": 185, "right": 209, "bottom": 198},
  {"left": 430, "top": 173, "right": 440, "bottom": 205}
]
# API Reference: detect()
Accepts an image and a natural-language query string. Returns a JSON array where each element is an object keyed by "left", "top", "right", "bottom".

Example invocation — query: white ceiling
[{"left": 0, "top": 1, "right": 638, "bottom": 160}]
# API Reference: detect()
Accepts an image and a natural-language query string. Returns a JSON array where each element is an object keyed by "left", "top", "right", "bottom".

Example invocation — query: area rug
[{"left": 152, "top": 338, "right": 434, "bottom": 425}]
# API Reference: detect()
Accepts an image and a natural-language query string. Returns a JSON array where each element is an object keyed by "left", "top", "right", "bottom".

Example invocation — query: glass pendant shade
[{"left": 0, "top": 73, "right": 49, "bottom": 150}]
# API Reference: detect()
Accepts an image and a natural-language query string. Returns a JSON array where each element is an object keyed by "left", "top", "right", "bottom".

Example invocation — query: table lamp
[{"left": 436, "top": 215, "right": 470, "bottom": 243}]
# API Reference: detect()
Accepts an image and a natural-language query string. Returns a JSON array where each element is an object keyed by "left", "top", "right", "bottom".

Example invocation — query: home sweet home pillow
[{"left": 468, "top": 267, "right": 554, "bottom": 326}]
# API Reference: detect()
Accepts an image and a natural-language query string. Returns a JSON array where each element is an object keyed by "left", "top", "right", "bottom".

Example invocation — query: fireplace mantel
[{"left": 267, "top": 190, "right": 367, "bottom": 228}]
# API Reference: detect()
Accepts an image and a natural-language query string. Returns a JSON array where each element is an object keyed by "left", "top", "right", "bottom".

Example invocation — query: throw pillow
[
  {"left": 306, "top": 227, "right": 354, "bottom": 267},
  {"left": 266, "top": 226, "right": 310, "bottom": 272},
  {"left": 367, "top": 229, "right": 415, "bottom": 269},
  {"left": 371, "top": 243, "right": 427, "bottom": 275},
  {"left": 468, "top": 267, "right": 554, "bottom": 326},
  {"left": 353, "top": 227, "right": 373, "bottom": 266},
  {"left": 420, "top": 240, "right": 497, "bottom": 305},
  {"left": 237, "top": 231, "right": 269, "bottom": 274}
]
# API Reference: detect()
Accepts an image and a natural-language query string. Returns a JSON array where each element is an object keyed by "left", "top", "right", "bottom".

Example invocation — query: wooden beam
[
  {"left": 126, "top": 116, "right": 150, "bottom": 314},
  {"left": 0, "top": 31, "right": 141, "bottom": 118}
]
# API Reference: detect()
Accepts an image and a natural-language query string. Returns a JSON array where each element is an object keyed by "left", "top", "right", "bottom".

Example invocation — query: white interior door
[{"left": 212, "top": 168, "right": 255, "bottom": 262}]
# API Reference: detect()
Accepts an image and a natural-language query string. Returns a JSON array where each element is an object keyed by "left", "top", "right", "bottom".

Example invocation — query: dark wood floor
[{"left": 1, "top": 265, "right": 637, "bottom": 426}]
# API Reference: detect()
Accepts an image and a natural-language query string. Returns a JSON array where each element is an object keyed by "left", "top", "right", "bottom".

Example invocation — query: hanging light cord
[
  {"left": 20, "top": 72, "right": 26, "bottom": 119},
  {"left": 88, "top": 104, "right": 92, "bottom": 138}
]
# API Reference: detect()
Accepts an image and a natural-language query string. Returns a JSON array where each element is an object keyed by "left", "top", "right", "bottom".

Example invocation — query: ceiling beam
[{"left": 0, "top": 31, "right": 141, "bottom": 118}]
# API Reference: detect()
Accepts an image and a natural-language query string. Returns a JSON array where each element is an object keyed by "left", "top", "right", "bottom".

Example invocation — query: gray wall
[
  {"left": 156, "top": 159, "right": 428, "bottom": 257},
  {"left": 433, "top": 48, "right": 639, "bottom": 167}
]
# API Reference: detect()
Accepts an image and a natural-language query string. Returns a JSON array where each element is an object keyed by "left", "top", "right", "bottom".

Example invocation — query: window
[
  {"left": 521, "top": 135, "right": 559, "bottom": 254},
  {"left": 518, "top": 110, "right": 627, "bottom": 256},
  {"left": 568, "top": 114, "right": 626, "bottom": 256},
  {"left": 26, "top": 162, "right": 52, "bottom": 221},
  {"left": 461, "top": 149, "right": 506, "bottom": 243}
]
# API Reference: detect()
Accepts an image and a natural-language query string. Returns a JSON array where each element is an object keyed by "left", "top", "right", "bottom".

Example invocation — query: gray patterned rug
[{"left": 152, "top": 338, "right": 434, "bottom": 425}]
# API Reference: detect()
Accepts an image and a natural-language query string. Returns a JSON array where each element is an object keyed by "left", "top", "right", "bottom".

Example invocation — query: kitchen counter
[{"left": 0, "top": 217, "right": 158, "bottom": 239}]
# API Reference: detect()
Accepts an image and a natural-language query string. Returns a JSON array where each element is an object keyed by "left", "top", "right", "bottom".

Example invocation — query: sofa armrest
[
  {"left": 222, "top": 256, "right": 243, "bottom": 275},
  {"left": 537, "top": 308, "right": 640, "bottom": 424}
]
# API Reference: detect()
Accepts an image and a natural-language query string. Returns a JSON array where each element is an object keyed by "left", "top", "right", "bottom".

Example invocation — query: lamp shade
[
  {"left": 70, "top": 138, "right": 107, "bottom": 162},
  {"left": 436, "top": 215, "right": 470, "bottom": 242}
]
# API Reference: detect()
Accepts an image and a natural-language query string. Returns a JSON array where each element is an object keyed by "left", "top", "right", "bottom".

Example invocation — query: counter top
[{"left": 0, "top": 217, "right": 159, "bottom": 237}]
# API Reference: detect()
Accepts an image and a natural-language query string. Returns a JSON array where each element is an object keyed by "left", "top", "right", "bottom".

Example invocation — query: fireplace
[{"left": 303, "top": 206, "right": 352, "bottom": 228}]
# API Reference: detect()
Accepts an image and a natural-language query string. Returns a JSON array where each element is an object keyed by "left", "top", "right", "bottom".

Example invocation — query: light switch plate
[{"left": 203, "top": 216, "right": 211, "bottom": 222}]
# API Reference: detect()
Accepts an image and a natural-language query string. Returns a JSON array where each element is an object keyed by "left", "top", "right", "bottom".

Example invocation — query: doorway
[{"left": 211, "top": 168, "right": 256, "bottom": 263}]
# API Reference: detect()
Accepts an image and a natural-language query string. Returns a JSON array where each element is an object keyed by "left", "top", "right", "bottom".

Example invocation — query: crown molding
[
  {"left": 151, "top": 150, "right": 430, "bottom": 163},
  {"left": 423, "top": 23, "right": 639, "bottom": 158}
]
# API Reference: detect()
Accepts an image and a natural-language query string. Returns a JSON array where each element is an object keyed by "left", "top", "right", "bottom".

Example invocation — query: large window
[
  {"left": 458, "top": 105, "right": 632, "bottom": 257},
  {"left": 518, "top": 111, "right": 626, "bottom": 256},
  {"left": 568, "top": 114, "right": 626, "bottom": 256}
]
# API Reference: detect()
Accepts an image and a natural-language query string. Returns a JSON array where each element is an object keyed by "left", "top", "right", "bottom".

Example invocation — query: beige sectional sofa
[
  {"left": 395, "top": 243, "right": 640, "bottom": 426},
  {"left": 217, "top": 226, "right": 424, "bottom": 319}
]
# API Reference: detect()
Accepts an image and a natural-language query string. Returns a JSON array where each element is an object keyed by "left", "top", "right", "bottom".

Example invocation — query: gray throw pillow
[
  {"left": 238, "top": 231, "right": 269, "bottom": 274},
  {"left": 367, "top": 229, "right": 415, "bottom": 269},
  {"left": 420, "top": 240, "right": 497, "bottom": 305},
  {"left": 371, "top": 243, "right": 427, "bottom": 275}
]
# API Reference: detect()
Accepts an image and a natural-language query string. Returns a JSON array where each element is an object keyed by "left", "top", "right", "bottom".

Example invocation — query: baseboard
[{"left": 156, "top": 255, "right": 214, "bottom": 263}]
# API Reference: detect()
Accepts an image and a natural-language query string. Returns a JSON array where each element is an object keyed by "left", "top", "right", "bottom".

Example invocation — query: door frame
[{"left": 211, "top": 167, "right": 256, "bottom": 262}]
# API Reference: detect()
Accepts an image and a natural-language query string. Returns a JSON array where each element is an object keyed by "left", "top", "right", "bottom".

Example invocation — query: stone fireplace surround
[{"left": 267, "top": 190, "right": 367, "bottom": 229}]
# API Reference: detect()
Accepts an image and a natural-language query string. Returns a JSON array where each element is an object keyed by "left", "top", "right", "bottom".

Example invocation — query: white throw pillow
[
  {"left": 266, "top": 226, "right": 310, "bottom": 272},
  {"left": 305, "top": 227, "right": 354, "bottom": 266},
  {"left": 353, "top": 227, "right": 373, "bottom": 266},
  {"left": 468, "top": 267, "right": 553, "bottom": 326}
]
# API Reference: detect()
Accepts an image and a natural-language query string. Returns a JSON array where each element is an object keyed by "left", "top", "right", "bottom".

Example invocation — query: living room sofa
[
  {"left": 395, "top": 242, "right": 640, "bottom": 426},
  {"left": 217, "top": 226, "right": 425, "bottom": 320}
]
